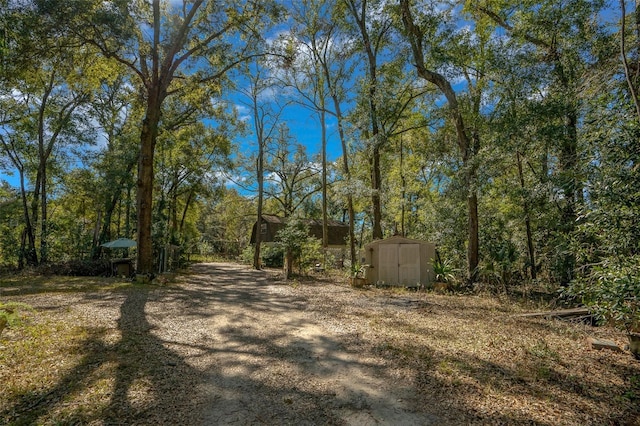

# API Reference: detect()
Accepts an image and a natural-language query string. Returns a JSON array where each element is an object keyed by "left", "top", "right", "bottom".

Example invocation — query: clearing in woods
[{"left": 1, "top": 262, "right": 639, "bottom": 425}]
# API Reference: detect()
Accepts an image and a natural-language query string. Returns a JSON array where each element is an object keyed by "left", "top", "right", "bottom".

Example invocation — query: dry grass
[
  {"left": 0, "top": 274, "right": 134, "bottom": 296},
  {"left": 296, "top": 282, "right": 640, "bottom": 425},
  {"left": 1, "top": 266, "right": 639, "bottom": 425}
]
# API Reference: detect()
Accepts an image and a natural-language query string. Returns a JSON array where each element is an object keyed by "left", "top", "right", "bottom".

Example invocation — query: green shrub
[
  {"left": 240, "top": 244, "right": 286, "bottom": 268},
  {"left": 35, "top": 260, "right": 111, "bottom": 276},
  {"left": 433, "top": 258, "right": 456, "bottom": 283},
  {"left": 261, "top": 245, "right": 284, "bottom": 268},
  {"left": 240, "top": 245, "right": 255, "bottom": 264},
  {"left": 564, "top": 256, "right": 640, "bottom": 333},
  {"left": 298, "top": 236, "right": 323, "bottom": 274}
]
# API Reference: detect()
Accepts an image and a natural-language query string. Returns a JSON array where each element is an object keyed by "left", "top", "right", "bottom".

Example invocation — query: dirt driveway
[
  {"left": 3, "top": 262, "right": 437, "bottom": 425},
  {"left": 180, "top": 262, "right": 436, "bottom": 425},
  {"left": 5, "top": 261, "right": 640, "bottom": 425}
]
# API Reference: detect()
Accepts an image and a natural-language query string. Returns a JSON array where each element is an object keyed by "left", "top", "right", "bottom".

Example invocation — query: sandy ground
[
  {"left": 4, "top": 261, "right": 640, "bottom": 425},
  {"left": 185, "top": 262, "right": 437, "bottom": 425},
  {"left": 3, "top": 262, "right": 437, "bottom": 425}
]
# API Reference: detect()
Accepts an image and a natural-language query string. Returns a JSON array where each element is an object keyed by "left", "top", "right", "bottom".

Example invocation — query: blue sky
[{"left": 3, "top": 0, "right": 622, "bottom": 193}]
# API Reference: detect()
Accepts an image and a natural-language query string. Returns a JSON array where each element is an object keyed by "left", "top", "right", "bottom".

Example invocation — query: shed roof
[{"left": 364, "top": 235, "right": 431, "bottom": 248}]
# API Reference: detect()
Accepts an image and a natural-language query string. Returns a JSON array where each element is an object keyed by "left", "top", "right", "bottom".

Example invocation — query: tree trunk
[
  {"left": 620, "top": 0, "right": 640, "bottom": 121},
  {"left": 253, "top": 102, "right": 265, "bottom": 270},
  {"left": 326, "top": 67, "right": 356, "bottom": 269},
  {"left": 371, "top": 144, "right": 383, "bottom": 239},
  {"left": 18, "top": 228, "right": 26, "bottom": 270},
  {"left": 179, "top": 188, "right": 195, "bottom": 235},
  {"left": 253, "top": 212, "right": 263, "bottom": 269},
  {"left": 517, "top": 151, "right": 537, "bottom": 280},
  {"left": 18, "top": 169, "right": 37, "bottom": 266},
  {"left": 94, "top": 194, "right": 119, "bottom": 259},
  {"left": 125, "top": 185, "right": 132, "bottom": 237},
  {"left": 400, "top": 137, "right": 406, "bottom": 237},
  {"left": 467, "top": 190, "right": 479, "bottom": 282},
  {"left": 136, "top": 96, "right": 161, "bottom": 275},
  {"left": 346, "top": 0, "right": 384, "bottom": 241},
  {"left": 40, "top": 165, "right": 48, "bottom": 264},
  {"left": 284, "top": 250, "right": 293, "bottom": 279},
  {"left": 558, "top": 106, "right": 578, "bottom": 285},
  {"left": 170, "top": 182, "right": 177, "bottom": 239},
  {"left": 92, "top": 209, "right": 103, "bottom": 260},
  {"left": 321, "top": 107, "right": 329, "bottom": 252},
  {"left": 95, "top": 168, "right": 134, "bottom": 259}
]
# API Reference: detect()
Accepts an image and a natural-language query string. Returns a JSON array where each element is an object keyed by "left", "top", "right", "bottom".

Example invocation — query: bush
[
  {"left": 240, "top": 245, "right": 255, "bottom": 264},
  {"left": 297, "top": 236, "right": 323, "bottom": 274},
  {"left": 261, "top": 245, "right": 284, "bottom": 268},
  {"left": 35, "top": 259, "right": 112, "bottom": 276},
  {"left": 433, "top": 258, "right": 456, "bottom": 283},
  {"left": 239, "top": 244, "right": 284, "bottom": 268},
  {"left": 275, "top": 217, "right": 329, "bottom": 277},
  {"left": 564, "top": 256, "right": 640, "bottom": 334}
]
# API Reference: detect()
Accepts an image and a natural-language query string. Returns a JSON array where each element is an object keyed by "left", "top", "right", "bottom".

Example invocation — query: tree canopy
[{"left": 0, "top": 0, "right": 637, "bottom": 305}]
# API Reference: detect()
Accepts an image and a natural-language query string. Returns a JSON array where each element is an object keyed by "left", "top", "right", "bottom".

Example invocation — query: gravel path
[
  {"left": 6, "top": 262, "right": 639, "bottom": 425},
  {"left": 183, "top": 262, "right": 437, "bottom": 425},
  {"left": 3, "top": 262, "right": 438, "bottom": 424}
]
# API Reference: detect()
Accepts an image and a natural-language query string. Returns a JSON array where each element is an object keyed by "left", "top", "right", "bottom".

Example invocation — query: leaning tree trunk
[{"left": 401, "top": 0, "right": 480, "bottom": 283}]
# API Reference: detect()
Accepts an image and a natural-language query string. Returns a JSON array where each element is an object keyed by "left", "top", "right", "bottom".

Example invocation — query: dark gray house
[{"left": 250, "top": 214, "right": 349, "bottom": 248}]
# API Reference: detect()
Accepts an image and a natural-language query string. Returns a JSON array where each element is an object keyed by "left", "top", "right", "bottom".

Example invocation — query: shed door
[
  {"left": 399, "top": 244, "right": 421, "bottom": 285},
  {"left": 378, "top": 244, "right": 399, "bottom": 285},
  {"left": 377, "top": 243, "right": 421, "bottom": 285}
]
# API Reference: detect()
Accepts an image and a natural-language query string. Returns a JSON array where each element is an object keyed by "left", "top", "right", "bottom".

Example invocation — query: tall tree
[
  {"left": 0, "top": 26, "right": 101, "bottom": 265},
  {"left": 400, "top": 0, "right": 488, "bottom": 282},
  {"left": 472, "top": 0, "right": 606, "bottom": 284},
  {"left": 277, "top": 0, "right": 360, "bottom": 266},
  {"left": 342, "top": 0, "right": 393, "bottom": 240},
  {"left": 236, "top": 60, "right": 288, "bottom": 269},
  {"left": 90, "top": 74, "right": 140, "bottom": 258},
  {"left": 155, "top": 116, "right": 232, "bottom": 250},
  {"left": 44, "top": 0, "right": 282, "bottom": 274}
]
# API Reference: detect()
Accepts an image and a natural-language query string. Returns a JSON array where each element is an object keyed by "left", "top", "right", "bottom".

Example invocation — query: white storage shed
[{"left": 361, "top": 236, "right": 436, "bottom": 287}]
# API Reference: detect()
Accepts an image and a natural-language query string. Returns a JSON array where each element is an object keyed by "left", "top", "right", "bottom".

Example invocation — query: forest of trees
[{"left": 0, "top": 0, "right": 639, "bottom": 297}]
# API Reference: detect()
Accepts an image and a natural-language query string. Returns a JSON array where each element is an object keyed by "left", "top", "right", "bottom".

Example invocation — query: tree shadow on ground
[
  {"left": 2, "top": 263, "right": 397, "bottom": 425},
  {"left": 360, "top": 304, "right": 640, "bottom": 424},
  {"left": 1, "top": 287, "right": 208, "bottom": 425},
  {"left": 7, "top": 262, "right": 635, "bottom": 425}
]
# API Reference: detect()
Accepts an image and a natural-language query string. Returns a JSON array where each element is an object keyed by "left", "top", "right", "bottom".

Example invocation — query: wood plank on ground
[
  {"left": 586, "top": 337, "right": 623, "bottom": 353},
  {"left": 518, "top": 307, "right": 590, "bottom": 319}
]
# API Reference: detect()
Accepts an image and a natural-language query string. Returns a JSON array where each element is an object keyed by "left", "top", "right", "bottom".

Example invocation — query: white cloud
[{"left": 234, "top": 104, "right": 252, "bottom": 122}]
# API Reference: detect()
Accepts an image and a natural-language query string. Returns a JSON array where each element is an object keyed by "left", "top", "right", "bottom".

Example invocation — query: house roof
[
  {"left": 259, "top": 214, "right": 348, "bottom": 228},
  {"left": 260, "top": 214, "right": 286, "bottom": 224}
]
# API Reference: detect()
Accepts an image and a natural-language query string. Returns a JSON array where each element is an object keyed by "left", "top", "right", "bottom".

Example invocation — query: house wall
[{"left": 250, "top": 216, "right": 349, "bottom": 246}]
